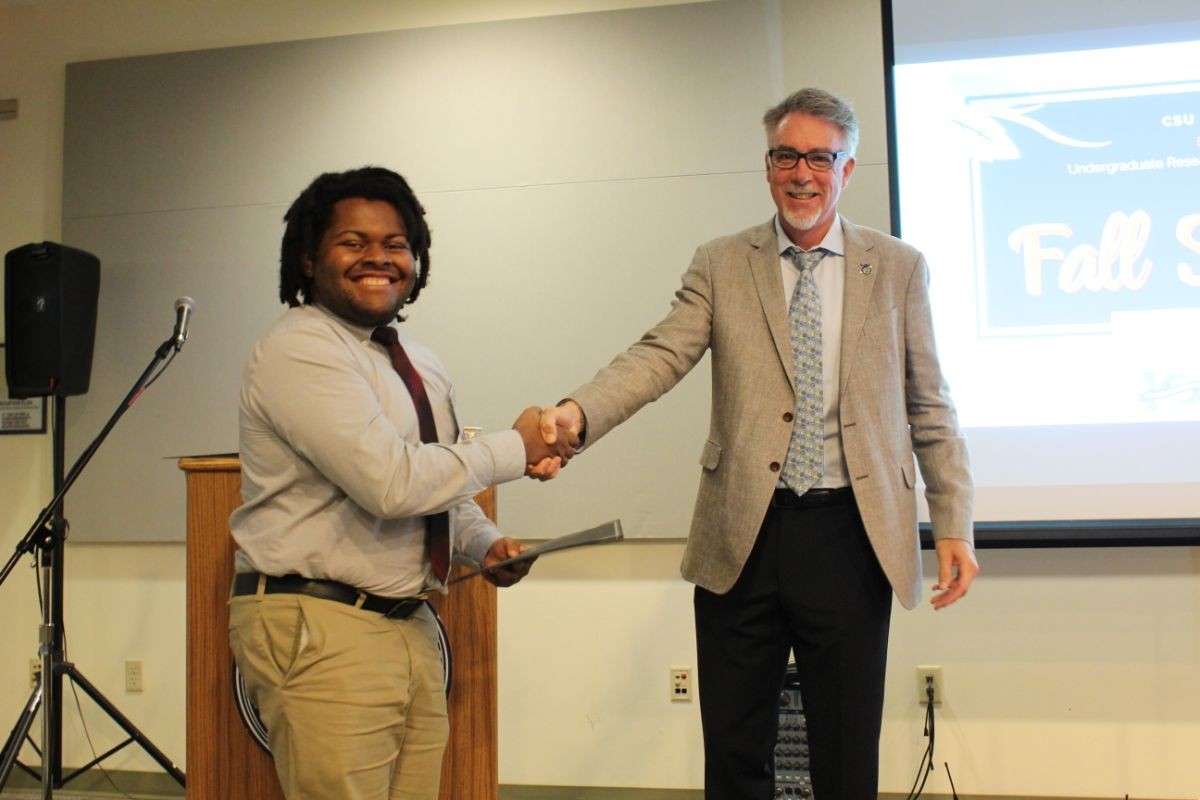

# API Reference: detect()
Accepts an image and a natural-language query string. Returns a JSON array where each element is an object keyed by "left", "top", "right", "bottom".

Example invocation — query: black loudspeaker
[{"left": 4, "top": 241, "right": 101, "bottom": 398}]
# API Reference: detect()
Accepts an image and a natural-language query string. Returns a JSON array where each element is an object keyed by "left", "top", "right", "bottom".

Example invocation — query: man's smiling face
[
  {"left": 766, "top": 112, "right": 855, "bottom": 250},
  {"left": 305, "top": 197, "right": 417, "bottom": 326}
]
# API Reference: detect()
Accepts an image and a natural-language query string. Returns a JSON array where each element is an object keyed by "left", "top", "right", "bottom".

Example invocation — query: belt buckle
[{"left": 773, "top": 488, "right": 801, "bottom": 508}]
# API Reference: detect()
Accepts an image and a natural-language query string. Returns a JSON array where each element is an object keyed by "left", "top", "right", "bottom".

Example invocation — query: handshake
[{"left": 511, "top": 400, "right": 585, "bottom": 481}]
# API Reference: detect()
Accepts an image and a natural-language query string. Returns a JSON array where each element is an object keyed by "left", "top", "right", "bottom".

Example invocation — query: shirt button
[
  {"left": 769, "top": 462, "right": 781, "bottom": 472},
  {"left": 782, "top": 412, "right": 794, "bottom": 422}
]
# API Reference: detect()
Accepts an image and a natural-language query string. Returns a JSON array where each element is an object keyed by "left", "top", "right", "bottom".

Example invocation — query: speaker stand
[{"left": 0, "top": 341, "right": 187, "bottom": 796}]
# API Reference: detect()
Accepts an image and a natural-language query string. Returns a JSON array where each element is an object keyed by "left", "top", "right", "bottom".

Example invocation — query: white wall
[{"left": 1, "top": 1, "right": 1198, "bottom": 798}]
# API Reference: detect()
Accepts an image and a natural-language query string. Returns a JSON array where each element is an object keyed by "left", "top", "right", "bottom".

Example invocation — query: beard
[{"left": 781, "top": 202, "right": 824, "bottom": 233}]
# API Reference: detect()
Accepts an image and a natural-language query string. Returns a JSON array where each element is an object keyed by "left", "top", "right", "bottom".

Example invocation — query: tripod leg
[
  {"left": 58, "top": 665, "right": 185, "bottom": 787},
  {"left": 0, "top": 684, "right": 42, "bottom": 790}
]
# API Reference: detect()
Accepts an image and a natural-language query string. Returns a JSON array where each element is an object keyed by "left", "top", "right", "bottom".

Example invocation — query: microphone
[{"left": 172, "top": 296, "right": 195, "bottom": 351}]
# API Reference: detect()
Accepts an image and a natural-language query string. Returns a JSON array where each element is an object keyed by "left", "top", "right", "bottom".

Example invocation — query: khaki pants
[{"left": 229, "top": 589, "right": 448, "bottom": 800}]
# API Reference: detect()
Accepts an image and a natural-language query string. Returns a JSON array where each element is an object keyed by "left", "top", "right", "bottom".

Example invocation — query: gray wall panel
[
  {"left": 64, "top": 2, "right": 774, "bottom": 218},
  {"left": 61, "top": 0, "right": 784, "bottom": 541}
]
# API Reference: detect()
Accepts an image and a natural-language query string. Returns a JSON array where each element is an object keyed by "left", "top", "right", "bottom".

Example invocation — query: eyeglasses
[{"left": 767, "top": 149, "right": 846, "bottom": 172}]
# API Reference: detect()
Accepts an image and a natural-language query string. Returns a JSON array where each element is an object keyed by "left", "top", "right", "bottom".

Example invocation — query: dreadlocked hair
[{"left": 278, "top": 166, "right": 432, "bottom": 318}]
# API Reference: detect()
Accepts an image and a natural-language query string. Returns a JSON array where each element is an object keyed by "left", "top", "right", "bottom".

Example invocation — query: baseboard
[
  {"left": 0, "top": 775, "right": 1167, "bottom": 800},
  {"left": 501, "top": 788, "right": 701, "bottom": 800},
  {"left": 1, "top": 769, "right": 184, "bottom": 797},
  {"left": 500, "top": 789, "right": 1170, "bottom": 800}
]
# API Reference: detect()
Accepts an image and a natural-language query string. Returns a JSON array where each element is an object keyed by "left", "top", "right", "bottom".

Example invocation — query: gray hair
[{"left": 762, "top": 88, "right": 859, "bottom": 156}]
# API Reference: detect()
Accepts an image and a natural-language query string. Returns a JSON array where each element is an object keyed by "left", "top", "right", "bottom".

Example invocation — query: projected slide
[{"left": 894, "top": 41, "right": 1200, "bottom": 430}]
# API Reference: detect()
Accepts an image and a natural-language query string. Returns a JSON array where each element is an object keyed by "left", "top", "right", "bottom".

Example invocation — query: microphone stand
[{"left": 0, "top": 335, "right": 187, "bottom": 797}]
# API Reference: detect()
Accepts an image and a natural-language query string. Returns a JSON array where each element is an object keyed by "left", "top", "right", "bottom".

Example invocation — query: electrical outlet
[
  {"left": 916, "top": 665, "right": 943, "bottom": 705},
  {"left": 669, "top": 666, "right": 693, "bottom": 702},
  {"left": 125, "top": 659, "right": 144, "bottom": 693},
  {"left": 29, "top": 658, "right": 41, "bottom": 689}
]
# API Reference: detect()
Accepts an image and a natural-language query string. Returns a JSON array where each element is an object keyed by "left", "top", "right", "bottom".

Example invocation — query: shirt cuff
[
  {"left": 460, "top": 521, "right": 503, "bottom": 567},
  {"left": 475, "top": 428, "right": 527, "bottom": 484}
]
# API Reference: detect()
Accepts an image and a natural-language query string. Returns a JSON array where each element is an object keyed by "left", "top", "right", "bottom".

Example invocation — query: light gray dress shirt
[{"left": 230, "top": 303, "right": 526, "bottom": 597}]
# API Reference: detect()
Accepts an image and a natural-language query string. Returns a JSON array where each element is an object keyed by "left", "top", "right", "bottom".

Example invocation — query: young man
[{"left": 229, "top": 167, "right": 574, "bottom": 799}]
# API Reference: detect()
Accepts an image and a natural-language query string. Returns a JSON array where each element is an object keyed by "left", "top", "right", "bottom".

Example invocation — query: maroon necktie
[{"left": 371, "top": 326, "right": 451, "bottom": 583}]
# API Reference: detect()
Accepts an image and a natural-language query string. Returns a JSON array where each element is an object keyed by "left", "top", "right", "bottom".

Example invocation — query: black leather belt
[
  {"left": 231, "top": 572, "right": 425, "bottom": 620},
  {"left": 771, "top": 486, "right": 854, "bottom": 509}
]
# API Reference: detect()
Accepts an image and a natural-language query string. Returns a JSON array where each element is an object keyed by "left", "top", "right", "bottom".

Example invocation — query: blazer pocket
[
  {"left": 900, "top": 459, "right": 916, "bottom": 489},
  {"left": 699, "top": 439, "right": 722, "bottom": 471}
]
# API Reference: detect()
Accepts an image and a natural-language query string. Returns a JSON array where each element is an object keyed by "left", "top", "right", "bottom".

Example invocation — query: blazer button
[
  {"left": 769, "top": 462, "right": 781, "bottom": 472},
  {"left": 782, "top": 412, "right": 794, "bottom": 423}
]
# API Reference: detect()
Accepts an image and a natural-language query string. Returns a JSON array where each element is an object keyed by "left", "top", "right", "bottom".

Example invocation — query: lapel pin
[{"left": 860, "top": 263, "right": 873, "bottom": 275}]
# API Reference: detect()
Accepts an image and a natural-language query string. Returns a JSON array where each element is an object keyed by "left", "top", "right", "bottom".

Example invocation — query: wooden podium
[{"left": 180, "top": 456, "right": 499, "bottom": 800}]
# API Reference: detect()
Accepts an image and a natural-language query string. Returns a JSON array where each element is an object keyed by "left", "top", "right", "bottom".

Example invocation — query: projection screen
[{"left": 885, "top": 0, "right": 1200, "bottom": 544}]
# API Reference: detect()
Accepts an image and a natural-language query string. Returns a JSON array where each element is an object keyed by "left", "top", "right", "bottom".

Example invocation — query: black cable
[
  {"left": 68, "top": 681, "right": 138, "bottom": 800},
  {"left": 34, "top": 552, "right": 44, "bottom": 616},
  {"left": 904, "top": 706, "right": 927, "bottom": 798},
  {"left": 906, "top": 678, "right": 937, "bottom": 800},
  {"left": 945, "top": 761, "right": 960, "bottom": 800},
  {"left": 138, "top": 346, "right": 179, "bottom": 393}
]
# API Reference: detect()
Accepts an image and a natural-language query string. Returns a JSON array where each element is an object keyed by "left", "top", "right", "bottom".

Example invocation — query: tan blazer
[{"left": 571, "top": 217, "right": 973, "bottom": 609}]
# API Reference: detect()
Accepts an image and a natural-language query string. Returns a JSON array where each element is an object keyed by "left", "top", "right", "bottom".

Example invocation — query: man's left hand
[
  {"left": 931, "top": 538, "right": 979, "bottom": 610},
  {"left": 482, "top": 536, "right": 537, "bottom": 587}
]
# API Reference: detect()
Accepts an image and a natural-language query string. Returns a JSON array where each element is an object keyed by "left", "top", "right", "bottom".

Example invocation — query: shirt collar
[
  {"left": 309, "top": 301, "right": 383, "bottom": 342},
  {"left": 774, "top": 215, "right": 845, "bottom": 258}
]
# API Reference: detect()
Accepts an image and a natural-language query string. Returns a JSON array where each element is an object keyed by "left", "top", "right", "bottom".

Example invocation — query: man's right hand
[
  {"left": 513, "top": 406, "right": 578, "bottom": 478},
  {"left": 539, "top": 401, "right": 584, "bottom": 443}
]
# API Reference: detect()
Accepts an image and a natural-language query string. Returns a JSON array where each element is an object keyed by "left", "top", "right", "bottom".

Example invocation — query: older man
[{"left": 540, "top": 89, "right": 977, "bottom": 799}]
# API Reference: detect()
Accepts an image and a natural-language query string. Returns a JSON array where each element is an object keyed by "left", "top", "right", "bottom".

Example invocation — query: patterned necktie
[
  {"left": 782, "top": 247, "right": 827, "bottom": 495},
  {"left": 371, "top": 325, "right": 451, "bottom": 583}
]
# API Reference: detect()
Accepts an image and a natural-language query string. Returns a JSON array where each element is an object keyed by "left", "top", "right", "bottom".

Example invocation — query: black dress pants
[{"left": 694, "top": 489, "right": 892, "bottom": 800}]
